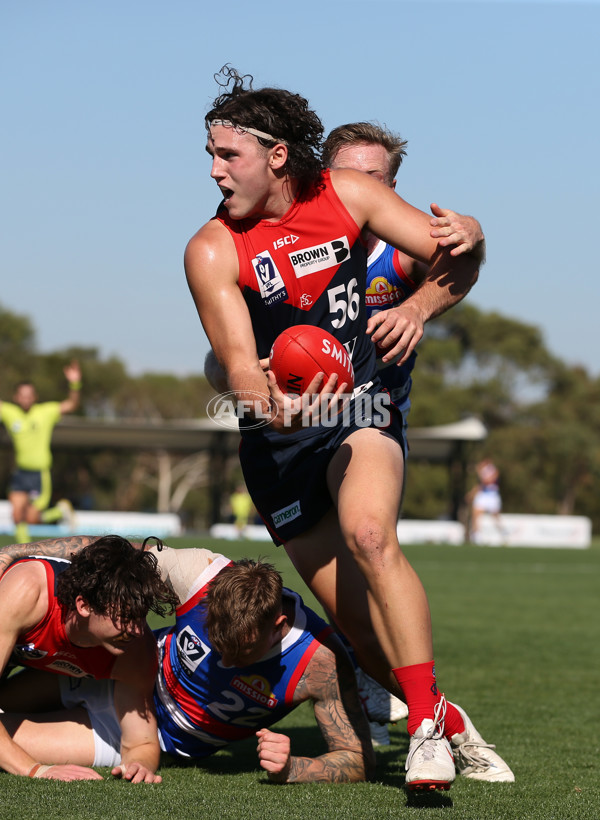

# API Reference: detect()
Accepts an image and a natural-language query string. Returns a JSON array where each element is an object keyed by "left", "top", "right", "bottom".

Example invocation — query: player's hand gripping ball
[{"left": 269, "top": 325, "right": 355, "bottom": 397}]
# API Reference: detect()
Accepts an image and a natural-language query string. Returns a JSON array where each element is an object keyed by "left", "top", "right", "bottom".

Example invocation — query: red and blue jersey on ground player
[
  {"left": 366, "top": 240, "right": 417, "bottom": 414},
  {"left": 8, "top": 557, "right": 116, "bottom": 679},
  {"left": 153, "top": 557, "right": 333, "bottom": 759}
]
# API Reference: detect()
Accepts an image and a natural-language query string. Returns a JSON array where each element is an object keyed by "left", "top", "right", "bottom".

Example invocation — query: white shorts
[
  {"left": 472, "top": 489, "right": 502, "bottom": 515},
  {"left": 59, "top": 677, "right": 122, "bottom": 767}
]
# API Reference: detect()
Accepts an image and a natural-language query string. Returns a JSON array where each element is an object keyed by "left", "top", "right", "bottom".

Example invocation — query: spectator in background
[
  {"left": 466, "top": 459, "right": 504, "bottom": 544},
  {"left": 229, "top": 483, "right": 254, "bottom": 537}
]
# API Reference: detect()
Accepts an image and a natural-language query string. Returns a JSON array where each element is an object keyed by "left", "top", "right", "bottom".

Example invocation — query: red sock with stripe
[{"left": 393, "top": 661, "right": 465, "bottom": 738}]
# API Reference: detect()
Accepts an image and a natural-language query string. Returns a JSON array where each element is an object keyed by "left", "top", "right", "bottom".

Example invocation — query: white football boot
[
  {"left": 355, "top": 668, "right": 409, "bottom": 723},
  {"left": 405, "top": 696, "right": 455, "bottom": 791},
  {"left": 57, "top": 498, "right": 76, "bottom": 529},
  {"left": 449, "top": 702, "right": 515, "bottom": 782},
  {"left": 368, "top": 721, "right": 391, "bottom": 747}
]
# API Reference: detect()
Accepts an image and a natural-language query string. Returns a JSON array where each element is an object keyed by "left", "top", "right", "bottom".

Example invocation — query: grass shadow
[{"left": 160, "top": 733, "right": 260, "bottom": 776}]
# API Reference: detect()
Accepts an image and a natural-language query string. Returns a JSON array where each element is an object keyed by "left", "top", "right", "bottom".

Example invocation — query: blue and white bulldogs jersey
[
  {"left": 366, "top": 240, "right": 418, "bottom": 411},
  {"left": 154, "top": 562, "right": 332, "bottom": 758}
]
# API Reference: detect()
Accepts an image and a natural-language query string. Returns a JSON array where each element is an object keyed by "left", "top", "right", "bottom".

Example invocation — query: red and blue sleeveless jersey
[
  {"left": 8, "top": 557, "right": 116, "bottom": 679},
  {"left": 153, "top": 559, "right": 333, "bottom": 759},
  {"left": 366, "top": 240, "right": 417, "bottom": 409},
  {"left": 215, "top": 170, "right": 376, "bottom": 397}
]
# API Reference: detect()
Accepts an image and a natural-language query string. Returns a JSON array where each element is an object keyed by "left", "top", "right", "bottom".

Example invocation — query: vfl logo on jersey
[
  {"left": 12, "top": 643, "right": 48, "bottom": 662},
  {"left": 252, "top": 251, "right": 288, "bottom": 306},
  {"left": 231, "top": 674, "right": 279, "bottom": 708},
  {"left": 176, "top": 625, "right": 210, "bottom": 674},
  {"left": 289, "top": 236, "right": 350, "bottom": 278}
]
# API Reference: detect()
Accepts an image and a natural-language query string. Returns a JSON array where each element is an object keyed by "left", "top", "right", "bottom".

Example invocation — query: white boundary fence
[
  {"left": 210, "top": 514, "right": 592, "bottom": 548},
  {"left": 0, "top": 501, "right": 182, "bottom": 539},
  {"left": 0, "top": 501, "right": 591, "bottom": 547}
]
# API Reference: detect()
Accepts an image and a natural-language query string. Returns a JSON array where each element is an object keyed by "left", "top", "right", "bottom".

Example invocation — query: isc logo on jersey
[
  {"left": 177, "top": 626, "right": 210, "bottom": 674},
  {"left": 251, "top": 251, "right": 288, "bottom": 306},
  {"left": 289, "top": 236, "right": 350, "bottom": 278},
  {"left": 273, "top": 234, "right": 299, "bottom": 250}
]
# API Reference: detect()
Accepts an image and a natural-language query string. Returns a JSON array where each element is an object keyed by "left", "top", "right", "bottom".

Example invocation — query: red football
[{"left": 269, "top": 325, "right": 355, "bottom": 396}]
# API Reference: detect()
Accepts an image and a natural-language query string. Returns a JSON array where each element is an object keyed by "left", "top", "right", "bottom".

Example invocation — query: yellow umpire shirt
[{"left": 0, "top": 402, "right": 62, "bottom": 471}]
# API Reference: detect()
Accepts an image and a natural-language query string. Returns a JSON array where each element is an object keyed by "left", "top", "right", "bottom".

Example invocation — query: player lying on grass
[
  {"left": 0, "top": 537, "right": 374, "bottom": 783},
  {"left": 0, "top": 537, "right": 514, "bottom": 784},
  {"left": 0, "top": 536, "right": 178, "bottom": 782}
]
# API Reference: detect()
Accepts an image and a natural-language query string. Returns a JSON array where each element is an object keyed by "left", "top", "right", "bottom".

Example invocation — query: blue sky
[{"left": 2, "top": 0, "right": 598, "bottom": 378}]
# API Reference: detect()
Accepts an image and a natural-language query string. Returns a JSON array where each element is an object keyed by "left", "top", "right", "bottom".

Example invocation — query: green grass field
[{"left": 0, "top": 535, "right": 598, "bottom": 820}]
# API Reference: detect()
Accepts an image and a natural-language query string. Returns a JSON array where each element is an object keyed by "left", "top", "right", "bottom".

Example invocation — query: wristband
[
  {"left": 69, "top": 381, "right": 82, "bottom": 391},
  {"left": 28, "top": 763, "right": 52, "bottom": 778},
  {"left": 31, "top": 763, "right": 52, "bottom": 778}
]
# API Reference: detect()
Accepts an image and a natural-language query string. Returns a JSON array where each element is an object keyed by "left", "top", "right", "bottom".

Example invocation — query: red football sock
[
  {"left": 393, "top": 661, "right": 438, "bottom": 735},
  {"left": 393, "top": 661, "right": 465, "bottom": 737},
  {"left": 443, "top": 701, "right": 466, "bottom": 739}
]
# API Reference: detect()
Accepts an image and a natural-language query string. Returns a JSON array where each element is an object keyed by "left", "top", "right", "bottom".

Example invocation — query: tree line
[
  {"left": 405, "top": 303, "right": 600, "bottom": 531},
  {"left": 1, "top": 302, "right": 598, "bottom": 532}
]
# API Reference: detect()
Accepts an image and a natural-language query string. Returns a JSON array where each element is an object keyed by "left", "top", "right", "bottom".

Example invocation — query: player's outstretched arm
[
  {"left": 0, "top": 567, "right": 50, "bottom": 777},
  {"left": 60, "top": 360, "right": 82, "bottom": 414},
  {"left": 111, "top": 634, "right": 163, "bottom": 784},
  {"left": 367, "top": 241, "right": 480, "bottom": 366},
  {"left": 0, "top": 535, "right": 169, "bottom": 580},
  {"left": 257, "top": 640, "right": 375, "bottom": 783},
  {"left": 429, "top": 203, "right": 485, "bottom": 261},
  {"left": 0, "top": 564, "right": 103, "bottom": 780},
  {"left": 367, "top": 206, "right": 483, "bottom": 366},
  {"left": 185, "top": 221, "right": 271, "bottom": 414},
  {"left": 0, "top": 536, "right": 99, "bottom": 579},
  {"left": 28, "top": 763, "right": 104, "bottom": 781},
  {"left": 0, "top": 538, "right": 216, "bottom": 611},
  {"left": 332, "top": 170, "right": 482, "bottom": 366}
]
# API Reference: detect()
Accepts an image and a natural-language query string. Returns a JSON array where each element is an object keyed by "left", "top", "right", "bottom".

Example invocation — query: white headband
[{"left": 208, "top": 119, "right": 287, "bottom": 145}]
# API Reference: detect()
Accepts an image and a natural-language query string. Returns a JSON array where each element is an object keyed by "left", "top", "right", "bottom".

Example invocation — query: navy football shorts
[
  {"left": 9, "top": 468, "right": 42, "bottom": 497},
  {"left": 239, "top": 384, "right": 406, "bottom": 546}
]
